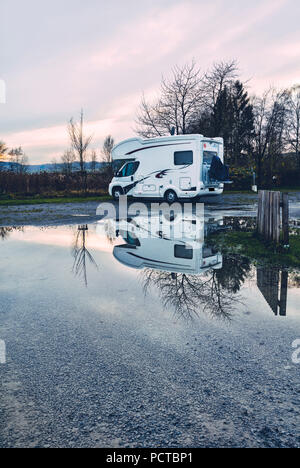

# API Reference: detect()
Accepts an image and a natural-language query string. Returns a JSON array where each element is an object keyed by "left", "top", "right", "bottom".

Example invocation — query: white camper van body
[{"left": 109, "top": 134, "right": 225, "bottom": 201}]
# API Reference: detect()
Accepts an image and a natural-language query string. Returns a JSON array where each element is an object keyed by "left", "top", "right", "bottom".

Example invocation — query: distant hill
[{"left": 0, "top": 161, "right": 106, "bottom": 173}]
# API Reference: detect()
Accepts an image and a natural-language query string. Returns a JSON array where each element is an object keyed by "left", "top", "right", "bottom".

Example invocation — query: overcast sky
[{"left": 1, "top": 0, "right": 300, "bottom": 164}]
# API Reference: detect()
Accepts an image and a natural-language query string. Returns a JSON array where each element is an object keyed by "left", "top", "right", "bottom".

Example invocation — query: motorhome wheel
[
  {"left": 164, "top": 190, "right": 177, "bottom": 203},
  {"left": 112, "top": 187, "right": 123, "bottom": 200}
]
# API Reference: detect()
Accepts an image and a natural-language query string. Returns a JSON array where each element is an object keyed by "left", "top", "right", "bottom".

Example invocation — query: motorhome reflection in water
[
  {"left": 109, "top": 135, "right": 230, "bottom": 202},
  {"left": 99, "top": 212, "right": 224, "bottom": 275}
]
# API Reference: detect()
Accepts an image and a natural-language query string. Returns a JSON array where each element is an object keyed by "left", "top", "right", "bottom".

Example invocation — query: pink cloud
[{"left": 2, "top": 0, "right": 299, "bottom": 164}]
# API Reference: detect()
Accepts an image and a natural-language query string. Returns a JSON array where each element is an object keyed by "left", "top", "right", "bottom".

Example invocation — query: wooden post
[
  {"left": 266, "top": 191, "right": 271, "bottom": 240},
  {"left": 268, "top": 191, "right": 273, "bottom": 241},
  {"left": 257, "top": 190, "right": 263, "bottom": 235},
  {"left": 279, "top": 270, "right": 288, "bottom": 316},
  {"left": 257, "top": 266, "right": 280, "bottom": 315},
  {"left": 277, "top": 191, "right": 281, "bottom": 244},
  {"left": 264, "top": 190, "right": 268, "bottom": 239},
  {"left": 257, "top": 190, "right": 281, "bottom": 244},
  {"left": 272, "top": 191, "right": 280, "bottom": 244},
  {"left": 282, "top": 193, "right": 289, "bottom": 248}
]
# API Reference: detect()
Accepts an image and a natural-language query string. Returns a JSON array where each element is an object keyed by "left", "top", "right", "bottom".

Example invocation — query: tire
[
  {"left": 112, "top": 187, "right": 123, "bottom": 201},
  {"left": 164, "top": 190, "right": 177, "bottom": 204}
]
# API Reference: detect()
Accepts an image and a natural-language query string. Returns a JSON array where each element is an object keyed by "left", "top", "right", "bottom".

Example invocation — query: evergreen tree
[
  {"left": 228, "top": 81, "right": 254, "bottom": 166},
  {"left": 189, "top": 81, "right": 254, "bottom": 166},
  {"left": 212, "top": 85, "right": 234, "bottom": 160}
]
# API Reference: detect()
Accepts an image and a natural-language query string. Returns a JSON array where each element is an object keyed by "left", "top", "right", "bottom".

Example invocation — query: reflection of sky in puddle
[
  {"left": 3, "top": 225, "right": 122, "bottom": 253},
  {"left": 1, "top": 221, "right": 299, "bottom": 324},
  {"left": 1, "top": 219, "right": 300, "bottom": 450}
]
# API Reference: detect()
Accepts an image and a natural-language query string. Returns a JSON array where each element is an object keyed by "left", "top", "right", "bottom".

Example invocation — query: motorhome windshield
[
  {"left": 203, "top": 151, "right": 218, "bottom": 164},
  {"left": 113, "top": 158, "right": 135, "bottom": 173},
  {"left": 117, "top": 161, "right": 140, "bottom": 177}
]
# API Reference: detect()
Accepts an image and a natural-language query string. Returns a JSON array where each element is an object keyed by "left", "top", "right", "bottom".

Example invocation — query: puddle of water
[
  {"left": 0, "top": 216, "right": 299, "bottom": 448},
  {"left": 0, "top": 217, "right": 299, "bottom": 323}
]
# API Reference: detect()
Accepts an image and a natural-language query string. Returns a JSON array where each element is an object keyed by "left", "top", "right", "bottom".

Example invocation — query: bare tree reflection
[
  {"left": 72, "top": 225, "right": 98, "bottom": 286},
  {"left": 0, "top": 226, "right": 24, "bottom": 240},
  {"left": 142, "top": 253, "right": 251, "bottom": 321},
  {"left": 0, "top": 227, "right": 13, "bottom": 240}
]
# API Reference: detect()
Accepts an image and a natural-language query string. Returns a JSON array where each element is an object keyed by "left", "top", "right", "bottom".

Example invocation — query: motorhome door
[
  {"left": 117, "top": 161, "right": 140, "bottom": 195},
  {"left": 202, "top": 141, "right": 220, "bottom": 186}
]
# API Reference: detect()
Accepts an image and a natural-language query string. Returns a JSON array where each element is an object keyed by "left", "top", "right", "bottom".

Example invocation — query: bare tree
[
  {"left": 90, "top": 150, "right": 98, "bottom": 172},
  {"left": 268, "top": 92, "right": 289, "bottom": 177},
  {"left": 202, "top": 60, "right": 238, "bottom": 110},
  {"left": 252, "top": 88, "right": 288, "bottom": 187},
  {"left": 136, "top": 61, "right": 204, "bottom": 137},
  {"left": 0, "top": 141, "right": 8, "bottom": 163},
  {"left": 68, "top": 110, "right": 92, "bottom": 191},
  {"left": 101, "top": 135, "right": 115, "bottom": 179},
  {"left": 8, "top": 147, "right": 29, "bottom": 174},
  {"left": 101, "top": 135, "right": 114, "bottom": 163},
  {"left": 285, "top": 85, "right": 300, "bottom": 170},
  {"left": 61, "top": 149, "right": 76, "bottom": 175}
]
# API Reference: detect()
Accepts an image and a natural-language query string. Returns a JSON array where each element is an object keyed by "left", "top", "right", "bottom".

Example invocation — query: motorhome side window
[
  {"left": 174, "top": 151, "right": 193, "bottom": 165},
  {"left": 118, "top": 161, "right": 140, "bottom": 177},
  {"left": 174, "top": 244, "right": 193, "bottom": 259}
]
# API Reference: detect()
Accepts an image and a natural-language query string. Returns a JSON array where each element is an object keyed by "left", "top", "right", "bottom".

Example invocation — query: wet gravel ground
[
  {"left": 1, "top": 192, "right": 300, "bottom": 227},
  {"left": 0, "top": 287, "right": 299, "bottom": 448}
]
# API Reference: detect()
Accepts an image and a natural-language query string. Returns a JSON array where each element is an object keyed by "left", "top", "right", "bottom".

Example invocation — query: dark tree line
[{"left": 0, "top": 170, "right": 110, "bottom": 197}]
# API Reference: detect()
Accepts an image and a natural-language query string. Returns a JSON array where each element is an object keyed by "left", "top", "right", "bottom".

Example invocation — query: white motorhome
[{"left": 109, "top": 134, "right": 229, "bottom": 202}]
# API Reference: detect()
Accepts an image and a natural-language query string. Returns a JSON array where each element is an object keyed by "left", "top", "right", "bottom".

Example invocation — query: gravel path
[
  {"left": 1, "top": 286, "right": 299, "bottom": 448},
  {"left": 1, "top": 193, "right": 300, "bottom": 227}
]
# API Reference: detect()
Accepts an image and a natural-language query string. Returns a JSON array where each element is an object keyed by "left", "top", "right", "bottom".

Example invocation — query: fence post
[
  {"left": 282, "top": 193, "right": 289, "bottom": 248},
  {"left": 257, "top": 190, "right": 263, "bottom": 235},
  {"left": 273, "top": 191, "right": 280, "bottom": 244},
  {"left": 279, "top": 270, "right": 288, "bottom": 316},
  {"left": 257, "top": 190, "right": 282, "bottom": 245}
]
